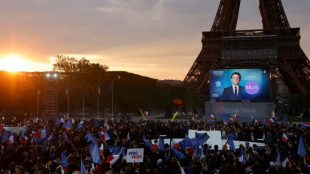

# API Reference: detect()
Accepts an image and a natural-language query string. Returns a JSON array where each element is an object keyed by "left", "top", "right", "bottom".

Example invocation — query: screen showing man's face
[{"left": 231, "top": 74, "right": 240, "bottom": 86}]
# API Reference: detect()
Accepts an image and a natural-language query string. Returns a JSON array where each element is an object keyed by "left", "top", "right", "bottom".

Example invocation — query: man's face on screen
[{"left": 231, "top": 74, "right": 240, "bottom": 86}]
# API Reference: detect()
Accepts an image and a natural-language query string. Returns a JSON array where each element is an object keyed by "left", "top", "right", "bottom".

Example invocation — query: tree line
[{"left": 0, "top": 56, "right": 206, "bottom": 118}]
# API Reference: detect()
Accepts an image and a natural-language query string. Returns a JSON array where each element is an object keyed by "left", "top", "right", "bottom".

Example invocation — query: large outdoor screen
[{"left": 210, "top": 69, "right": 269, "bottom": 101}]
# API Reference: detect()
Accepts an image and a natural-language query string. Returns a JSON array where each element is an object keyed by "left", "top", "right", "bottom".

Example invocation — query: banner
[
  {"left": 126, "top": 148, "right": 144, "bottom": 163},
  {"left": 4, "top": 126, "right": 27, "bottom": 134},
  {"left": 205, "top": 102, "right": 275, "bottom": 122},
  {"left": 188, "top": 130, "right": 221, "bottom": 148}
]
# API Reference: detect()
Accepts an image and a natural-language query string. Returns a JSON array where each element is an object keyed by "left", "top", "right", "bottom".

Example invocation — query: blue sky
[{"left": 0, "top": 0, "right": 309, "bottom": 80}]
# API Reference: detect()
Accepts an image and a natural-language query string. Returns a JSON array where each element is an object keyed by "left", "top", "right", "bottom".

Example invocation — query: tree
[
  {"left": 53, "top": 55, "right": 78, "bottom": 72},
  {"left": 53, "top": 55, "right": 108, "bottom": 72}
]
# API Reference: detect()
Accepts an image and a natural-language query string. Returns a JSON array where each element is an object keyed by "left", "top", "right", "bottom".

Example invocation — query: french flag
[
  {"left": 7, "top": 134, "right": 14, "bottom": 146},
  {"left": 238, "top": 147, "right": 246, "bottom": 167},
  {"left": 255, "top": 119, "right": 260, "bottom": 124},
  {"left": 268, "top": 118, "right": 275, "bottom": 123},
  {"left": 126, "top": 132, "right": 130, "bottom": 142},
  {"left": 19, "top": 135, "right": 28, "bottom": 144},
  {"left": 230, "top": 118, "right": 234, "bottom": 123},
  {"left": 99, "top": 128, "right": 105, "bottom": 142},
  {"left": 282, "top": 133, "right": 288, "bottom": 143},
  {"left": 105, "top": 155, "right": 120, "bottom": 164},
  {"left": 32, "top": 130, "right": 43, "bottom": 139},
  {"left": 33, "top": 129, "right": 46, "bottom": 139},
  {"left": 171, "top": 139, "right": 180, "bottom": 150},
  {"left": 209, "top": 114, "right": 215, "bottom": 119},
  {"left": 281, "top": 157, "right": 290, "bottom": 167},
  {"left": 223, "top": 119, "right": 229, "bottom": 125},
  {"left": 100, "top": 128, "right": 105, "bottom": 135},
  {"left": 103, "top": 122, "right": 109, "bottom": 131},
  {"left": 31, "top": 131, "right": 37, "bottom": 138},
  {"left": 100, "top": 143, "right": 104, "bottom": 157}
]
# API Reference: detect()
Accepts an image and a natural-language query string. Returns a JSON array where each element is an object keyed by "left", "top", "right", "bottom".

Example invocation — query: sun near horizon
[
  {"left": 0, "top": 54, "right": 32, "bottom": 72},
  {"left": 0, "top": 54, "right": 55, "bottom": 73}
]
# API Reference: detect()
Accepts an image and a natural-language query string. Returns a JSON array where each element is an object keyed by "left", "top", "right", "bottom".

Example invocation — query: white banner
[
  {"left": 188, "top": 130, "right": 222, "bottom": 149},
  {"left": 150, "top": 131, "right": 221, "bottom": 149},
  {"left": 4, "top": 126, "right": 27, "bottom": 134},
  {"left": 126, "top": 148, "right": 144, "bottom": 163},
  {"left": 149, "top": 130, "right": 264, "bottom": 150}
]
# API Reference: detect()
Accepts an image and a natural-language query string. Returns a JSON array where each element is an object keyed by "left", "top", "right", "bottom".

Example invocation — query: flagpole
[
  {"left": 36, "top": 80, "right": 39, "bottom": 119},
  {"left": 112, "top": 80, "right": 114, "bottom": 121},
  {"left": 67, "top": 81, "right": 70, "bottom": 117},
  {"left": 52, "top": 90, "right": 54, "bottom": 118},
  {"left": 97, "top": 83, "right": 99, "bottom": 118},
  {"left": 82, "top": 84, "right": 85, "bottom": 119},
  {"left": 68, "top": 90, "right": 70, "bottom": 116},
  {"left": 170, "top": 137, "right": 172, "bottom": 158}
]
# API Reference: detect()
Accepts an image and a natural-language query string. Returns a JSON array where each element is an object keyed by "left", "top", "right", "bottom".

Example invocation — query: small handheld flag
[
  {"left": 297, "top": 136, "right": 306, "bottom": 157},
  {"left": 126, "top": 132, "right": 130, "bottom": 142},
  {"left": 139, "top": 108, "right": 146, "bottom": 120},
  {"left": 281, "top": 133, "right": 288, "bottom": 143},
  {"left": 209, "top": 114, "right": 215, "bottom": 119}
]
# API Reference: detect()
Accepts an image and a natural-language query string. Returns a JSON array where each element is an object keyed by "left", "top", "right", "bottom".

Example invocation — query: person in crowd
[{"left": 0, "top": 115, "right": 309, "bottom": 173}]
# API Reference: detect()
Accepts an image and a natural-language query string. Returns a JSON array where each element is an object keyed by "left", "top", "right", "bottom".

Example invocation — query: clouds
[{"left": 0, "top": 0, "right": 309, "bottom": 79}]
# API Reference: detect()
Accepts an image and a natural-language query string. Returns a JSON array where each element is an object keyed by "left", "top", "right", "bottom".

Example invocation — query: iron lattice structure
[{"left": 183, "top": 0, "right": 310, "bottom": 96}]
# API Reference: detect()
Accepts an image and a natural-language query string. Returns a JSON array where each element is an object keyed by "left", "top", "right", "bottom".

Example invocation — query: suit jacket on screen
[{"left": 221, "top": 86, "right": 245, "bottom": 100}]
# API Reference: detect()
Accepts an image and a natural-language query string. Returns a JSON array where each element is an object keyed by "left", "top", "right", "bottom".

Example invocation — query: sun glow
[{"left": 0, "top": 54, "right": 31, "bottom": 72}]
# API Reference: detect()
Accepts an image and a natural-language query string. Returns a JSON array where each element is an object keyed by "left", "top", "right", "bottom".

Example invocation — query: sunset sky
[{"left": 0, "top": 0, "right": 309, "bottom": 80}]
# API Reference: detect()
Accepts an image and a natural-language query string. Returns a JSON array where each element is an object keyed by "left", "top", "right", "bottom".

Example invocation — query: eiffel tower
[{"left": 183, "top": 0, "right": 310, "bottom": 97}]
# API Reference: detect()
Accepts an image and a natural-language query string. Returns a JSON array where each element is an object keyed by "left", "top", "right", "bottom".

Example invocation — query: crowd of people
[{"left": 0, "top": 115, "right": 309, "bottom": 174}]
